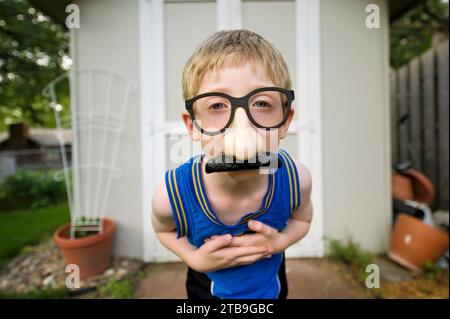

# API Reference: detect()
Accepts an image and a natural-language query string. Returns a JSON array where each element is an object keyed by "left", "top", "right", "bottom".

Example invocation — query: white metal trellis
[{"left": 42, "top": 68, "right": 135, "bottom": 239}]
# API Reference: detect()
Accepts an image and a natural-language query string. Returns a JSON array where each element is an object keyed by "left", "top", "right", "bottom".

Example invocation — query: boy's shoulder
[
  {"left": 289, "top": 158, "right": 312, "bottom": 206},
  {"left": 152, "top": 155, "right": 200, "bottom": 226},
  {"left": 151, "top": 179, "right": 174, "bottom": 225},
  {"left": 278, "top": 149, "right": 312, "bottom": 198}
]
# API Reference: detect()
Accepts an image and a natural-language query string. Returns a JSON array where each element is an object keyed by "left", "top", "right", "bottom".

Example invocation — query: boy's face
[{"left": 182, "top": 61, "right": 295, "bottom": 162}]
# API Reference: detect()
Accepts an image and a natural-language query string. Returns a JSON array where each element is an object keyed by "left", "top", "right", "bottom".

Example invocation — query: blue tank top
[{"left": 164, "top": 149, "right": 301, "bottom": 299}]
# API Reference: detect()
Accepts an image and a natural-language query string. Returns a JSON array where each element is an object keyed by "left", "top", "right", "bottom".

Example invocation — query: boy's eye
[
  {"left": 252, "top": 100, "right": 271, "bottom": 108},
  {"left": 209, "top": 103, "right": 228, "bottom": 110}
]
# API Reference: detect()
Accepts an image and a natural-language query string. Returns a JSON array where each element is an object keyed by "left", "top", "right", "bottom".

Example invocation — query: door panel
[{"left": 149, "top": 0, "right": 320, "bottom": 261}]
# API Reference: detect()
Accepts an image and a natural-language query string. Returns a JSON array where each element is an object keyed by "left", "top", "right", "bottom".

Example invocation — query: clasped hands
[{"left": 186, "top": 220, "right": 287, "bottom": 273}]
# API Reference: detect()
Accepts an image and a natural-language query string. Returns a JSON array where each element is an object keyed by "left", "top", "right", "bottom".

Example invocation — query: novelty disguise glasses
[{"left": 185, "top": 87, "right": 295, "bottom": 136}]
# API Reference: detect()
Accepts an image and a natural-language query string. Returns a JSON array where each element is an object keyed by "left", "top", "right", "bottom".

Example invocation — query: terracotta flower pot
[
  {"left": 389, "top": 213, "right": 449, "bottom": 271},
  {"left": 392, "top": 170, "right": 435, "bottom": 204},
  {"left": 54, "top": 218, "right": 116, "bottom": 279},
  {"left": 392, "top": 173, "right": 415, "bottom": 201}
]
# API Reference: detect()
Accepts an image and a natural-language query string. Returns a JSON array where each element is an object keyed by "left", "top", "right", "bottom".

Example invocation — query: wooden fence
[{"left": 390, "top": 39, "right": 449, "bottom": 210}]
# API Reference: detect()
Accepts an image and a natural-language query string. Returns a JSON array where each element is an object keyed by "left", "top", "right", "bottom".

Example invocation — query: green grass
[
  {"left": 422, "top": 260, "right": 443, "bottom": 281},
  {"left": 326, "top": 237, "right": 374, "bottom": 283},
  {"left": 99, "top": 278, "right": 135, "bottom": 299},
  {"left": 0, "top": 287, "right": 69, "bottom": 299},
  {"left": 0, "top": 203, "right": 70, "bottom": 270}
]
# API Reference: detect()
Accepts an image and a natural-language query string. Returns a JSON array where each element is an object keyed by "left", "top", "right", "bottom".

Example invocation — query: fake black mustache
[{"left": 205, "top": 152, "right": 282, "bottom": 174}]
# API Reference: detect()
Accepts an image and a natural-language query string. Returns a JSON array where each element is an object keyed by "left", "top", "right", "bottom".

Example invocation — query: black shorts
[{"left": 186, "top": 253, "right": 288, "bottom": 299}]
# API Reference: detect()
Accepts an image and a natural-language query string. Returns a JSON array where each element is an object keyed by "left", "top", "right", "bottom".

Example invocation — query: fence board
[
  {"left": 398, "top": 66, "right": 409, "bottom": 163},
  {"left": 421, "top": 49, "right": 437, "bottom": 197},
  {"left": 390, "top": 70, "right": 398, "bottom": 166},
  {"left": 437, "top": 41, "right": 449, "bottom": 210},
  {"left": 408, "top": 58, "right": 422, "bottom": 171}
]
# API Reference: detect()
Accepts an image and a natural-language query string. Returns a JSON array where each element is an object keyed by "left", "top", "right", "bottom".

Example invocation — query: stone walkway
[{"left": 136, "top": 258, "right": 373, "bottom": 299}]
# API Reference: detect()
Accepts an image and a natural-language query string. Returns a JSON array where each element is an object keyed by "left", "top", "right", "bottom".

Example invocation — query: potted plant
[{"left": 54, "top": 216, "right": 116, "bottom": 279}]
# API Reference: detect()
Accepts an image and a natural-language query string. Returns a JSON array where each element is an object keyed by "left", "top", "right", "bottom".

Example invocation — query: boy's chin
[{"left": 221, "top": 169, "right": 262, "bottom": 181}]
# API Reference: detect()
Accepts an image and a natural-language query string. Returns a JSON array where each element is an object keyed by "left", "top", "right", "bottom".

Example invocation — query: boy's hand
[
  {"left": 188, "top": 233, "right": 272, "bottom": 273},
  {"left": 206, "top": 220, "right": 287, "bottom": 254}
]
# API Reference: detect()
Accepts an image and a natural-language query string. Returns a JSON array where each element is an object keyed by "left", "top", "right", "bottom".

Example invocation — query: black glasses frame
[{"left": 185, "top": 87, "right": 295, "bottom": 136}]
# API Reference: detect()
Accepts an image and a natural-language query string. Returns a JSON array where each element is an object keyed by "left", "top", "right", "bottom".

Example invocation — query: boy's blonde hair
[{"left": 182, "top": 29, "right": 292, "bottom": 100}]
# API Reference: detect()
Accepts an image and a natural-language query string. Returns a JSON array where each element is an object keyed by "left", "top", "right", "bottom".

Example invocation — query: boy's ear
[
  {"left": 279, "top": 106, "right": 295, "bottom": 140},
  {"left": 181, "top": 111, "right": 201, "bottom": 141}
]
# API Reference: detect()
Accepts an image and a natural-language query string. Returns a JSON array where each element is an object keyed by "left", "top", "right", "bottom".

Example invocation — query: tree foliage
[
  {"left": 391, "top": 0, "right": 449, "bottom": 69},
  {"left": 0, "top": 0, "right": 70, "bottom": 132}
]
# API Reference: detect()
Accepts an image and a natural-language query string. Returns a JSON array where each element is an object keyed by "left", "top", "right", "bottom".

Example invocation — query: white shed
[{"left": 31, "top": 0, "right": 406, "bottom": 262}]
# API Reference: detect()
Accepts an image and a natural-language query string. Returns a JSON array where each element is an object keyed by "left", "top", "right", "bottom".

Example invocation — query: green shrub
[{"left": 0, "top": 170, "right": 67, "bottom": 211}]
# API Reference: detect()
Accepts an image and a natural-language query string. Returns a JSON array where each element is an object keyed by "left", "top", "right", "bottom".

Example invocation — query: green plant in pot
[{"left": 73, "top": 216, "right": 102, "bottom": 238}]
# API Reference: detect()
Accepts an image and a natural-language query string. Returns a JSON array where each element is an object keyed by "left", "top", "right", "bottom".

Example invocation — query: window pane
[
  {"left": 165, "top": 1, "right": 217, "bottom": 122},
  {"left": 242, "top": 0, "right": 296, "bottom": 87}
]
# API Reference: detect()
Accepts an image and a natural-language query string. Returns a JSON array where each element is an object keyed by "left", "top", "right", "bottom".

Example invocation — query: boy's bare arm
[
  {"left": 152, "top": 182, "right": 272, "bottom": 272},
  {"left": 276, "top": 161, "right": 313, "bottom": 251},
  {"left": 227, "top": 161, "right": 313, "bottom": 253},
  {"left": 151, "top": 182, "right": 197, "bottom": 262}
]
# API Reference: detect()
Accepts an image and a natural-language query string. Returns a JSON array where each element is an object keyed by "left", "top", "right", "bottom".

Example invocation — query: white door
[{"left": 140, "top": 0, "right": 324, "bottom": 262}]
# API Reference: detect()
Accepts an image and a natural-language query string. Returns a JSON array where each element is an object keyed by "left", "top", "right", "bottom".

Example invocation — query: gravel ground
[{"left": 0, "top": 239, "right": 144, "bottom": 296}]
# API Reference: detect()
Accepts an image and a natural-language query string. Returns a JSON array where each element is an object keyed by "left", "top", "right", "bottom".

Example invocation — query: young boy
[{"left": 152, "top": 30, "right": 313, "bottom": 299}]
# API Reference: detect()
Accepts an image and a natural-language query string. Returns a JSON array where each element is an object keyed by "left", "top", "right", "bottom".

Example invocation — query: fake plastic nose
[{"left": 222, "top": 108, "right": 264, "bottom": 161}]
